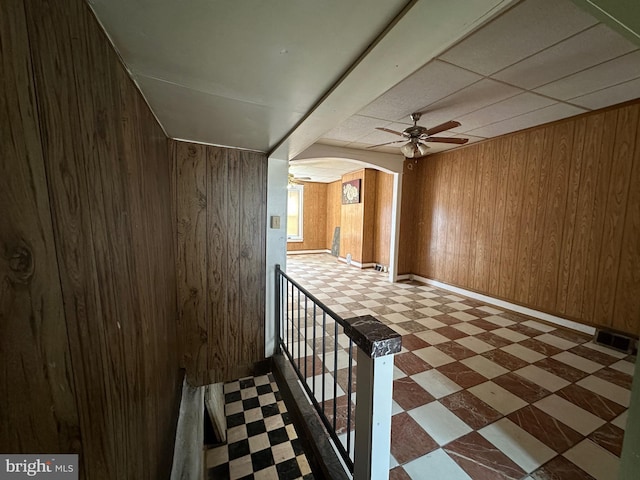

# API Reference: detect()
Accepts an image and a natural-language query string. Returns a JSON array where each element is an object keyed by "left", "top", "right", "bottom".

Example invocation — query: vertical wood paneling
[
  {"left": 362, "top": 169, "right": 377, "bottom": 264},
  {"left": 489, "top": 137, "right": 511, "bottom": 294},
  {"left": 340, "top": 170, "right": 365, "bottom": 262},
  {"left": 563, "top": 112, "right": 606, "bottom": 318},
  {"left": 398, "top": 162, "right": 417, "bottom": 274},
  {"left": 537, "top": 122, "right": 574, "bottom": 308},
  {"left": 287, "top": 181, "right": 328, "bottom": 251},
  {"left": 413, "top": 161, "right": 429, "bottom": 274},
  {"left": 226, "top": 150, "right": 242, "bottom": 373},
  {"left": 593, "top": 105, "right": 638, "bottom": 327},
  {"left": 498, "top": 133, "right": 526, "bottom": 299},
  {"left": 430, "top": 159, "right": 443, "bottom": 278},
  {"left": 21, "top": 0, "right": 182, "bottom": 477},
  {"left": 448, "top": 152, "right": 464, "bottom": 284},
  {"left": 176, "top": 143, "right": 208, "bottom": 381},
  {"left": 472, "top": 141, "right": 497, "bottom": 293},
  {"left": 402, "top": 100, "right": 640, "bottom": 336},
  {"left": 581, "top": 110, "right": 618, "bottom": 323},
  {"left": 373, "top": 171, "right": 394, "bottom": 267},
  {"left": 614, "top": 105, "right": 640, "bottom": 335},
  {"left": 335, "top": 168, "right": 382, "bottom": 265},
  {"left": 239, "top": 151, "right": 267, "bottom": 371},
  {"left": 25, "top": 0, "right": 121, "bottom": 475},
  {"left": 467, "top": 144, "right": 484, "bottom": 288},
  {"left": 514, "top": 129, "right": 540, "bottom": 304},
  {"left": 0, "top": 0, "right": 80, "bottom": 454},
  {"left": 443, "top": 155, "right": 459, "bottom": 282},
  {"left": 374, "top": 172, "right": 394, "bottom": 266},
  {"left": 207, "top": 147, "right": 228, "bottom": 380},
  {"left": 326, "top": 180, "right": 342, "bottom": 250},
  {"left": 175, "top": 142, "right": 266, "bottom": 385},
  {"left": 456, "top": 146, "right": 479, "bottom": 287},
  {"left": 527, "top": 126, "right": 554, "bottom": 306},
  {"left": 557, "top": 117, "right": 587, "bottom": 314}
]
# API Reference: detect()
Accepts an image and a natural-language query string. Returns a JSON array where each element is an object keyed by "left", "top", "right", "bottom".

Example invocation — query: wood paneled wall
[
  {"left": 362, "top": 169, "right": 377, "bottom": 264},
  {"left": 398, "top": 161, "right": 418, "bottom": 274},
  {"left": 174, "top": 141, "right": 267, "bottom": 386},
  {"left": 1, "top": 0, "right": 182, "bottom": 478},
  {"left": 340, "top": 171, "right": 366, "bottom": 262},
  {"left": 326, "top": 180, "right": 342, "bottom": 249},
  {"left": 287, "top": 181, "right": 327, "bottom": 251},
  {"left": 337, "top": 169, "right": 385, "bottom": 265},
  {"left": 373, "top": 171, "right": 394, "bottom": 267},
  {"left": 404, "top": 100, "right": 640, "bottom": 336},
  {"left": 0, "top": 0, "right": 79, "bottom": 454}
]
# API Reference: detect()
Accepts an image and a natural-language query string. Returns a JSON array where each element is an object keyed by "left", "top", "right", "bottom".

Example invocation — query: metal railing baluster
[{"left": 274, "top": 266, "right": 401, "bottom": 476}]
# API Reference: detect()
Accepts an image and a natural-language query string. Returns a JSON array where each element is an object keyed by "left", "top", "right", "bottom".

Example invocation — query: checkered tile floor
[
  {"left": 205, "top": 373, "right": 314, "bottom": 480},
  {"left": 284, "top": 253, "right": 636, "bottom": 480}
]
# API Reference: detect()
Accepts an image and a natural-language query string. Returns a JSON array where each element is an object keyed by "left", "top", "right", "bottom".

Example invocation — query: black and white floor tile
[{"left": 205, "top": 373, "right": 314, "bottom": 480}]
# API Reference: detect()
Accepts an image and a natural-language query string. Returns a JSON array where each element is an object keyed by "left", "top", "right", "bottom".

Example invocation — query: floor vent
[{"left": 594, "top": 329, "right": 637, "bottom": 355}]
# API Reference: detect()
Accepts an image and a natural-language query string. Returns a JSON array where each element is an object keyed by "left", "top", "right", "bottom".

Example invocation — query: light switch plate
[{"left": 270, "top": 215, "right": 281, "bottom": 229}]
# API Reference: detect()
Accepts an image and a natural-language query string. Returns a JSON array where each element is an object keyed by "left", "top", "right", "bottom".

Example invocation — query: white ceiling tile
[
  {"left": 323, "top": 115, "right": 390, "bottom": 142},
  {"left": 492, "top": 24, "right": 638, "bottom": 89},
  {"left": 417, "top": 79, "right": 524, "bottom": 127},
  {"left": 347, "top": 141, "right": 393, "bottom": 153},
  {"left": 455, "top": 92, "right": 556, "bottom": 132},
  {"left": 370, "top": 145, "right": 402, "bottom": 154},
  {"left": 440, "top": 0, "right": 598, "bottom": 75},
  {"left": 289, "top": 158, "right": 370, "bottom": 182},
  {"left": 357, "top": 121, "right": 412, "bottom": 146},
  {"left": 358, "top": 60, "right": 482, "bottom": 121},
  {"left": 569, "top": 78, "right": 640, "bottom": 110},
  {"left": 465, "top": 103, "right": 586, "bottom": 137},
  {"left": 422, "top": 134, "right": 487, "bottom": 155},
  {"left": 317, "top": 138, "right": 351, "bottom": 147},
  {"left": 452, "top": 133, "right": 486, "bottom": 143},
  {"left": 534, "top": 50, "right": 640, "bottom": 100},
  {"left": 422, "top": 143, "right": 458, "bottom": 155}
]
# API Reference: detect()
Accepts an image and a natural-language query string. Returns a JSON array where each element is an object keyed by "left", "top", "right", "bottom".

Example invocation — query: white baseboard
[
  {"left": 409, "top": 274, "right": 595, "bottom": 335},
  {"left": 338, "top": 257, "right": 376, "bottom": 269},
  {"left": 286, "top": 249, "right": 331, "bottom": 255}
]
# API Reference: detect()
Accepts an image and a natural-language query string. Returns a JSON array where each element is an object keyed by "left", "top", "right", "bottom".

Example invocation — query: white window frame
[{"left": 287, "top": 184, "right": 304, "bottom": 242}]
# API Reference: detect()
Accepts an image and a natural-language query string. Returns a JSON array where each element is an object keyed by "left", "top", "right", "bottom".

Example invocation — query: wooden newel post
[{"left": 344, "top": 316, "right": 402, "bottom": 480}]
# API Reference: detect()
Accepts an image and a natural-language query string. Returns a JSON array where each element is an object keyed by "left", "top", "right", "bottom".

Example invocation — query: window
[{"left": 287, "top": 185, "right": 303, "bottom": 242}]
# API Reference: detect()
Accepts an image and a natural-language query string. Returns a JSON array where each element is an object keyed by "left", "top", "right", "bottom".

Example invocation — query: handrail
[
  {"left": 275, "top": 263, "right": 401, "bottom": 479},
  {"left": 275, "top": 264, "right": 355, "bottom": 472},
  {"left": 276, "top": 265, "right": 348, "bottom": 328}
]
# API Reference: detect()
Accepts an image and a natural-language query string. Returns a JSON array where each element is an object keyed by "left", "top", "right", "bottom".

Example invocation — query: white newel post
[{"left": 344, "top": 316, "right": 402, "bottom": 480}]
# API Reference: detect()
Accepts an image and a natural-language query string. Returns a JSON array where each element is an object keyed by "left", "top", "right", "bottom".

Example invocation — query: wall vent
[{"left": 594, "top": 329, "right": 637, "bottom": 355}]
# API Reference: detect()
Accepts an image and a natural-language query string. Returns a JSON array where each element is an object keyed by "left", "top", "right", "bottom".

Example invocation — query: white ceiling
[
  {"left": 320, "top": 0, "right": 640, "bottom": 160},
  {"left": 88, "top": 0, "right": 640, "bottom": 182}
]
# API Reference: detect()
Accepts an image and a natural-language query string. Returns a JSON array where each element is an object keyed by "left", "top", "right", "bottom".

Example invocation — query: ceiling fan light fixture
[
  {"left": 400, "top": 141, "right": 418, "bottom": 158},
  {"left": 401, "top": 140, "right": 429, "bottom": 158},
  {"left": 417, "top": 143, "right": 430, "bottom": 156}
]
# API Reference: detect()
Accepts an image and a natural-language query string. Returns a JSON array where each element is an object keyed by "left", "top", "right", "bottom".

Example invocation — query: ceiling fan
[
  {"left": 288, "top": 173, "right": 311, "bottom": 185},
  {"left": 369, "top": 112, "right": 469, "bottom": 158}
]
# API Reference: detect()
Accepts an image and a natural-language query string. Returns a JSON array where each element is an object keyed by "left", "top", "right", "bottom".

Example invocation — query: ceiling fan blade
[
  {"left": 425, "top": 120, "right": 461, "bottom": 136},
  {"left": 375, "top": 127, "right": 406, "bottom": 137},
  {"left": 366, "top": 140, "right": 406, "bottom": 149},
  {"left": 425, "top": 136, "right": 469, "bottom": 144}
]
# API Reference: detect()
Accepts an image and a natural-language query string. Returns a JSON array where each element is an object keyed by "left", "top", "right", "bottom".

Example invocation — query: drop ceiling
[
  {"left": 320, "top": 0, "right": 640, "bottom": 159},
  {"left": 88, "top": 0, "right": 640, "bottom": 182}
]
